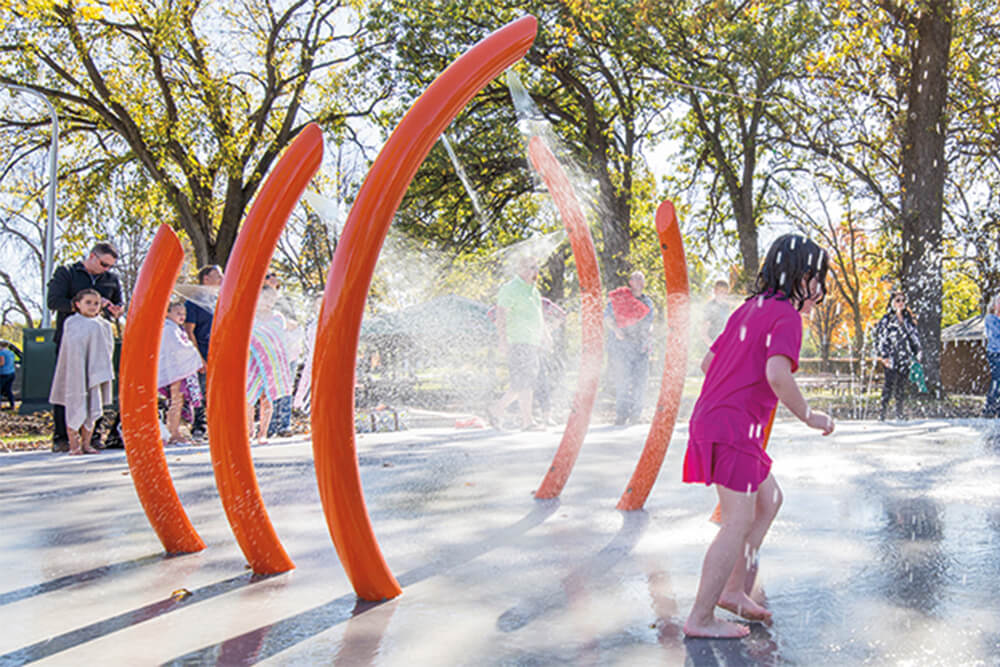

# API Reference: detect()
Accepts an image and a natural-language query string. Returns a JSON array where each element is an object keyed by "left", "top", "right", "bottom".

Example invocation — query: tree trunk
[
  {"left": 599, "top": 184, "right": 631, "bottom": 285},
  {"left": 899, "top": 0, "right": 951, "bottom": 398},
  {"left": 734, "top": 202, "right": 759, "bottom": 287}
]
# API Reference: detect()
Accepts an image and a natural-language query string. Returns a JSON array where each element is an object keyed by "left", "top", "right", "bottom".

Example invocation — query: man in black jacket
[{"left": 47, "top": 242, "right": 124, "bottom": 451}]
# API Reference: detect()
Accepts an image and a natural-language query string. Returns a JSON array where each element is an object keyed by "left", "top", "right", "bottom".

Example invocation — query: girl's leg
[
  {"left": 257, "top": 396, "right": 273, "bottom": 443},
  {"left": 719, "top": 475, "right": 782, "bottom": 618},
  {"left": 80, "top": 423, "right": 98, "bottom": 454},
  {"left": 683, "top": 484, "right": 756, "bottom": 639},
  {"left": 167, "top": 382, "right": 184, "bottom": 442},
  {"left": 67, "top": 427, "right": 83, "bottom": 455},
  {"left": 247, "top": 400, "right": 256, "bottom": 441}
]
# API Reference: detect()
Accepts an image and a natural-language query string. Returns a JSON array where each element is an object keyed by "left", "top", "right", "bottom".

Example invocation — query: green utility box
[
  {"left": 20, "top": 327, "right": 56, "bottom": 414},
  {"left": 19, "top": 327, "right": 121, "bottom": 415}
]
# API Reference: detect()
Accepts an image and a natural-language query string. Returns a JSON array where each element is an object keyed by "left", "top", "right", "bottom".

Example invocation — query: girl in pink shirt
[{"left": 682, "top": 234, "right": 835, "bottom": 639}]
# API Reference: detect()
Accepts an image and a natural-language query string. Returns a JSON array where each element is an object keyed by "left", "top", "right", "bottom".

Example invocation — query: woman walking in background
[
  {"left": 982, "top": 294, "right": 1000, "bottom": 418},
  {"left": 874, "top": 291, "right": 922, "bottom": 421}
]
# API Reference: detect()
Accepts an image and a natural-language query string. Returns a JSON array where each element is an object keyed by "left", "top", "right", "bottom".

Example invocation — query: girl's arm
[
  {"left": 700, "top": 350, "right": 714, "bottom": 375},
  {"left": 765, "top": 355, "right": 834, "bottom": 435}
]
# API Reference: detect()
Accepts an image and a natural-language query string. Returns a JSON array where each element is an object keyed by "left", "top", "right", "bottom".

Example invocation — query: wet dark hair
[
  {"left": 752, "top": 234, "right": 829, "bottom": 310},
  {"left": 72, "top": 288, "right": 101, "bottom": 310}
]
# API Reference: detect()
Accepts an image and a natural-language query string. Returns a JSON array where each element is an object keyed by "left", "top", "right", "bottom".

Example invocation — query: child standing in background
[
  {"left": 158, "top": 301, "right": 204, "bottom": 445},
  {"left": 48, "top": 289, "right": 115, "bottom": 455},
  {"left": 682, "top": 234, "right": 835, "bottom": 639},
  {"left": 247, "top": 286, "right": 293, "bottom": 444},
  {"left": 0, "top": 341, "right": 16, "bottom": 409}
]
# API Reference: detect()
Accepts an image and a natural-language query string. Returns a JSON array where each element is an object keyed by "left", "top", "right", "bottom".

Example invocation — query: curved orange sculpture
[
  {"left": 617, "top": 200, "right": 690, "bottom": 510},
  {"left": 120, "top": 224, "right": 206, "bottom": 554},
  {"left": 311, "top": 16, "right": 538, "bottom": 601},
  {"left": 526, "top": 136, "right": 603, "bottom": 500},
  {"left": 206, "top": 123, "right": 323, "bottom": 574}
]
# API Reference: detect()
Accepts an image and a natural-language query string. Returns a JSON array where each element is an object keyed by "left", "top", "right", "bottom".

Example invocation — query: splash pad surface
[{"left": 2, "top": 419, "right": 999, "bottom": 664}]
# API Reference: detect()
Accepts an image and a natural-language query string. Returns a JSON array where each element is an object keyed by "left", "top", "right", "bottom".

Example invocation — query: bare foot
[
  {"left": 68, "top": 447, "right": 83, "bottom": 456},
  {"left": 717, "top": 591, "right": 772, "bottom": 623},
  {"left": 82, "top": 444, "right": 100, "bottom": 454},
  {"left": 683, "top": 616, "right": 749, "bottom": 639}
]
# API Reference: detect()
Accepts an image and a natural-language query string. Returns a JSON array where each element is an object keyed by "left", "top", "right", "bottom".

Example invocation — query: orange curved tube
[
  {"left": 617, "top": 200, "right": 690, "bottom": 510},
  {"left": 311, "top": 16, "right": 538, "bottom": 601},
  {"left": 120, "top": 224, "right": 205, "bottom": 554},
  {"left": 527, "top": 136, "right": 603, "bottom": 500},
  {"left": 708, "top": 406, "right": 776, "bottom": 522},
  {"left": 206, "top": 123, "right": 323, "bottom": 574}
]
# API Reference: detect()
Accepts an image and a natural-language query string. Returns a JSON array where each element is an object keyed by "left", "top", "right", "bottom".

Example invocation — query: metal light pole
[{"left": 3, "top": 84, "right": 58, "bottom": 327}]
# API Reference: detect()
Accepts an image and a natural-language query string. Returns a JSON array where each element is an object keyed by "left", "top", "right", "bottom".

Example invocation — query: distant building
[{"left": 941, "top": 315, "right": 989, "bottom": 394}]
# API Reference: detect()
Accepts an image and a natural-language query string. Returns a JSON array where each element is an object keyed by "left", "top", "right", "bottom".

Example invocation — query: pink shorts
[{"left": 682, "top": 438, "right": 772, "bottom": 493}]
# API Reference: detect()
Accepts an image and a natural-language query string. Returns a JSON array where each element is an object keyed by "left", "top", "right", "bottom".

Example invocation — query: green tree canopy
[{"left": 0, "top": 0, "right": 388, "bottom": 268}]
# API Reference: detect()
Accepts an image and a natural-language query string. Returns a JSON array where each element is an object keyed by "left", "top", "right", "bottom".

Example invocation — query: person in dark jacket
[
  {"left": 46, "top": 242, "right": 123, "bottom": 451},
  {"left": 874, "top": 290, "right": 922, "bottom": 421}
]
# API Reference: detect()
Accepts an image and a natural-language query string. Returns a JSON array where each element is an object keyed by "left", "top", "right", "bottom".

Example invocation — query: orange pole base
[
  {"left": 206, "top": 124, "right": 323, "bottom": 575},
  {"left": 120, "top": 224, "right": 205, "bottom": 554},
  {"left": 617, "top": 201, "right": 690, "bottom": 511},
  {"left": 527, "top": 136, "right": 603, "bottom": 500},
  {"left": 311, "top": 17, "right": 538, "bottom": 601}
]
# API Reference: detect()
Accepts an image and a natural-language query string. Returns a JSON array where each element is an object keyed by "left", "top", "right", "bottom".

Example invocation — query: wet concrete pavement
[{"left": 1, "top": 418, "right": 999, "bottom": 665}]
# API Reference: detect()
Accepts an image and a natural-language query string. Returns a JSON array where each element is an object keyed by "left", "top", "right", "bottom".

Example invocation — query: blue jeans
[
  {"left": 984, "top": 351, "right": 1000, "bottom": 417},
  {"left": 268, "top": 395, "right": 293, "bottom": 436},
  {"left": 0, "top": 373, "right": 14, "bottom": 407}
]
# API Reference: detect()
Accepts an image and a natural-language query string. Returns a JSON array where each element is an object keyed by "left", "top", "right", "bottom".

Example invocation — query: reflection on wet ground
[{"left": 1, "top": 419, "right": 998, "bottom": 665}]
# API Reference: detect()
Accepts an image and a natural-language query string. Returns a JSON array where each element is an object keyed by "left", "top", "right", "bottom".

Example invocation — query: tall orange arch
[
  {"left": 526, "top": 136, "right": 603, "bottom": 500},
  {"left": 617, "top": 200, "right": 690, "bottom": 510},
  {"left": 311, "top": 16, "right": 538, "bottom": 601},
  {"left": 206, "top": 123, "right": 324, "bottom": 575},
  {"left": 120, "top": 224, "right": 205, "bottom": 554}
]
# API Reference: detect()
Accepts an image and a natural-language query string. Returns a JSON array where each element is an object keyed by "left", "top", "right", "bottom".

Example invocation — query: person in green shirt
[{"left": 489, "top": 255, "right": 551, "bottom": 430}]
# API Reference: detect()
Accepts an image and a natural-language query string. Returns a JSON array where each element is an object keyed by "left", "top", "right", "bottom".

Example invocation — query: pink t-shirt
[{"left": 689, "top": 295, "right": 802, "bottom": 450}]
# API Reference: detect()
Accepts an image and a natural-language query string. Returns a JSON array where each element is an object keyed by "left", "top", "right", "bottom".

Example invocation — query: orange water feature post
[
  {"left": 120, "top": 224, "right": 205, "bottom": 554},
  {"left": 311, "top": 16, "right": 538, "bottom": 601},
  {"left": 205, "top": 123, "right": 324, "bottom": 575},
  {"left": 617, "top": 200, "right": 690, "bottom": 511},
  {"left": 526, "top": 136, "right": 604, "bottom": 500}
]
